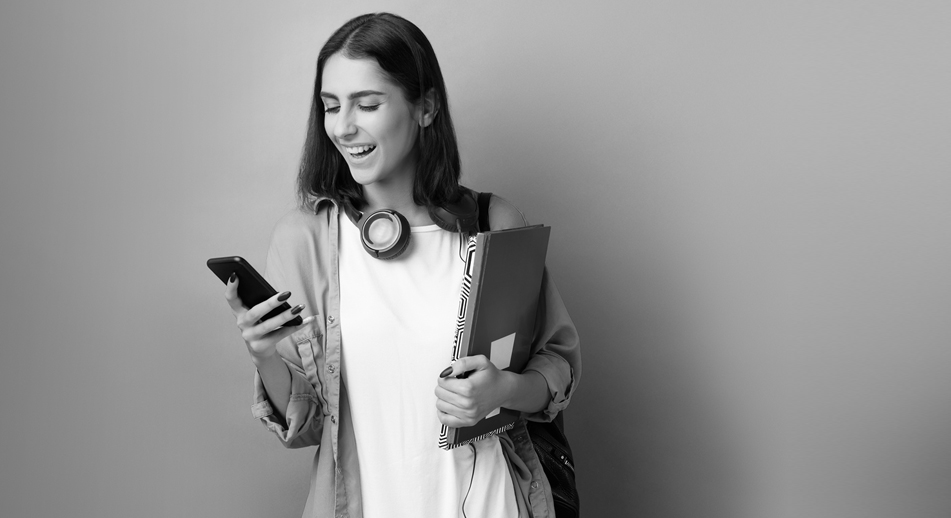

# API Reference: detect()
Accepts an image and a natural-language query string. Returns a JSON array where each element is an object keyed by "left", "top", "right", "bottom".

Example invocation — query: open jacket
[{"left": 251, "top": 193, "right": 582, "bottom": 518}]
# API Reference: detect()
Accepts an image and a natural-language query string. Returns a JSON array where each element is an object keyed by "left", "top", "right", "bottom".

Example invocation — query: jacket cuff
[
  {"left": 522, "top": 350, "right": 575, "bottom": 422},
  {"left": 251, "top": 360, "right": 323, "bottom": 448}
]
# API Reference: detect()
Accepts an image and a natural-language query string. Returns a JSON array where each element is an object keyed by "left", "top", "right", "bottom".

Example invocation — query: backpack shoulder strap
[{"left": 477, "top": 192, "right": 492, "bottom": 232}]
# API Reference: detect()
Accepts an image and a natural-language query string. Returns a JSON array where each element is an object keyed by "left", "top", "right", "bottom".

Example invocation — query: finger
[
  {"left": 254, "top": 314, "right": 315, "bottom": 337},
  {"left": 244, "top": 290, "right": 293, "bottom": 323},
  {"left": 437, "top": 408, "right": 477, "bottom": 428},
  {"left": 436, "top": 398, "right": 475, "bottom": 421},
  {"left": 437, "top": 376, "right": 474, "bottom": 398},
  {"left": 224, "top": 273, "right": 245, "bottom": 313},
  {"left": 246, "top": 319, "right": 291, "bottom": 343},
  {"left": 248, "top": 303, "right": 305, "bottom": 337},
  {"left": 440, "top": 355, "right": 490, "bottom": 378},
  {"left": 434, "top": 385, "right": 469, "bottom": 408},
  {"left": 249, "top": 320, "right": 299, "bottom": 348},
  {"left": 437, "top": 410, "right": 461, "bottom": 427},
  {"left": 274, "top": 314, "right": 315, "bottom": 339}
]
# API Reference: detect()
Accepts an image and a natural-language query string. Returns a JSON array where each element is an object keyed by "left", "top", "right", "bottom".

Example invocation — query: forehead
[{"left": 321, "top": 54, "right": 399, "bottom": 95}]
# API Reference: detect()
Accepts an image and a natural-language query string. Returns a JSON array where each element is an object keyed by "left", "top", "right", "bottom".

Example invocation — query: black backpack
[{"left": 476, "top": 192, "right": 580, "bottom": 518}]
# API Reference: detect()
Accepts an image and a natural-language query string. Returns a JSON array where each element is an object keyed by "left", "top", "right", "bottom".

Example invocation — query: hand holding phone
[
  {"left": 207, "top": 256, "right": 304, "bottom": 327},
  {"left": 209, "top": 256, "right": 310, "bottom": 362}
]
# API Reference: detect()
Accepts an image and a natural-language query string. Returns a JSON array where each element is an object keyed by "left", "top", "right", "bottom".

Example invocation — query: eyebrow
[{"left": 319, "top": 90, "right": 386, "bottom": 101}]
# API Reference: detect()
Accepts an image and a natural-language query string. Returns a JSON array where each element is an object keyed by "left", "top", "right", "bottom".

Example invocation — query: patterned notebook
[{"left": 438, "top": 225, "right": 551, "bottom": 449}]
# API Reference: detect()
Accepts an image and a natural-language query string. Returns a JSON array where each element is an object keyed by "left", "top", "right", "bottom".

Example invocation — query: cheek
[
  {"left": 385, "top": 117, "right": 418, "bottom": 150},
  {"left": 374, "top": 105, "right": 416, "bottom": 146}
]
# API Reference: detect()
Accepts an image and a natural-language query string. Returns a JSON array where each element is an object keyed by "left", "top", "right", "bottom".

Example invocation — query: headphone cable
[
  {"left": 461, "top": 443, "right": 477, "bottom": 518},
  {"left": 457, "top": 225, "right": 468, "bottom": 262},
  {"left": 456, "top": 219, "right": 464, "bottom": 262}
]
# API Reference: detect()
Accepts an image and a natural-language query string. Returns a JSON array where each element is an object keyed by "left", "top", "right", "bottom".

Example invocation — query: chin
[
  {"left": 348, "top": 167, "right": 381, "bottom": 185},
  {"left": 352, "top": 172, "right": 395, "bottom": 190}
]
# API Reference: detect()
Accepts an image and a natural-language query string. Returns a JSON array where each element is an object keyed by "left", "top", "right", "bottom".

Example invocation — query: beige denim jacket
[{"left": 251, "top": 194, "right": 581, "bottom": 518}]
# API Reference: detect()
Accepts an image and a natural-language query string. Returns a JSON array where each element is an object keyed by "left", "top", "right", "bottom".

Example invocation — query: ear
[{"left": 418, "top": 88, "right": 439, "bottom": 128}]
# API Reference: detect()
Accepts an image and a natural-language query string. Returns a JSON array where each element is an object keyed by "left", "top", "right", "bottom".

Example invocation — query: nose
[{"left": 333, "top": 108, "right": 357, "bottom": 140}]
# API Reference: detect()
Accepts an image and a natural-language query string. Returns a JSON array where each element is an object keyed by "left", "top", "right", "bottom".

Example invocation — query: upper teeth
[{"left": 345, "top": 145, "right": 375, "bottom": 154}]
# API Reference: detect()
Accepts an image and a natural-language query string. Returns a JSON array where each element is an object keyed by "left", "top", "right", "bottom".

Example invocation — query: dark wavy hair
[{"left": 297, "top": 13, "right": 462, "bottom": 211}]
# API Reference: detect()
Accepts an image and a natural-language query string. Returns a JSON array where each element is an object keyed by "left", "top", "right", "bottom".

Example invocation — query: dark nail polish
[
  {"left": 228, "top": 272, "right": 237, "bottom": 283},
  {"left": 291, "top": 304, "right": 304, "bottom": 315},
  {"left": 277, "top": 291, "right": 291, "bottom": 302},
  {"left": 439, "top": 366, "right": 453, "bottom": 378}
]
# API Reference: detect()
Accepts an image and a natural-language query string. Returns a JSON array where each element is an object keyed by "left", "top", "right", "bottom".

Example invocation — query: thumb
[{"left": 439, "top": 355, "right": 488, "bottom": 378}]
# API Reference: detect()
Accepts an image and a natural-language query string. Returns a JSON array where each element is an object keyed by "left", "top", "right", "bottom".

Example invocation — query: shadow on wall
[
  {"left": 471, "top": 126, "right": 750, "bottom": 517},
  {"left": 560, "top": 243, "right": 748, "bottom": 518}
]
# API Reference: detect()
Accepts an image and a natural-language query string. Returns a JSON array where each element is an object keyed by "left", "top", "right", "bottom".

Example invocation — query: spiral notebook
[{"left": 438, "top": 224, "right": 551, "bottom": 450}]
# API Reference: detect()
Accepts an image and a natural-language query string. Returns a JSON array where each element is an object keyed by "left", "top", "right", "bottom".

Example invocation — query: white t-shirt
[{"left": 339, "top": 213, "right": 517, "bottom": 518}]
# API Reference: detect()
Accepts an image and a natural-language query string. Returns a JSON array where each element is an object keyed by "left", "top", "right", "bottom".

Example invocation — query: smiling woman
[
  {"left": 218, "top": 12, "right": 581, "bottom": 518},
  {"left": 299, "top": 13, "right": 463, "bottom": 223}
]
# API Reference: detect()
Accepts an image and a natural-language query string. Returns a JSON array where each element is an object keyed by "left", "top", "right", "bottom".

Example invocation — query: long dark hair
[{"left": 298, "top": 13, "right": 462, "bottom": 211}]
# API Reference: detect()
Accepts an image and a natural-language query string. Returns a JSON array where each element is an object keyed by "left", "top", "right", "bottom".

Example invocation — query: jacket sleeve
[
  {"left": 250, "top": 357, "right": 324, "bottom": 448},
  {"left": 486, "top": 194, "right": 582, "bottom": 422},
  {"left": 521, "top": 268, "right": 582, "bottom": 422},
  {"left": 248, "top": 212, "right": 325, "bottom": 448}
]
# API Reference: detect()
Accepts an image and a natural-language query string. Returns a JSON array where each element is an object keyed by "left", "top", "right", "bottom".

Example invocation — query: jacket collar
[
  {"left": 304, "top": 194, "right": 366, "bottom": 226},
  {"left": 304, "top": 194, "right": 338, "bottom": 215}
]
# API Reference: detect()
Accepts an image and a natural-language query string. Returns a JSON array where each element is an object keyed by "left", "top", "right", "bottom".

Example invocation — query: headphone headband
[{"left": 428, "top": 188, "right": 479, "bottom": 234}]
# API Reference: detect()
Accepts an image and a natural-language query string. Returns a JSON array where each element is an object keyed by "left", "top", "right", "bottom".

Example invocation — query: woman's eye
[
  {"left": 324, "top": 106, "right": 340, "bottom": 114},
  {"left": 358, "top": 104, "right": 380, "bottom": 112}
]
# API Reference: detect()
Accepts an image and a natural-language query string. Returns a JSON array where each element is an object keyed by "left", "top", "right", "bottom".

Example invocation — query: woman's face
[{"left": 320, "top": 54, "right": 421, "bottom": 190}]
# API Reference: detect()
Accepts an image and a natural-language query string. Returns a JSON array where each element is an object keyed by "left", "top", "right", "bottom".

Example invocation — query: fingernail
[
  {"left": 439, "top": 366, "right": 453, "bottom": 378},
  {"left": 291, "top": 304, "right": 304, "bottom": 315},
  {"left": 229, "top": 272, "right": 237, "bottom": 283},
  {"left": 277, "top": 291, "right": 291, "bottom": 301}
]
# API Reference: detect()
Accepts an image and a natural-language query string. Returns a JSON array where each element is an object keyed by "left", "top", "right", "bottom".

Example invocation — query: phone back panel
[{"left": 207, "top": 256, "right": 302, "bottom": 326}]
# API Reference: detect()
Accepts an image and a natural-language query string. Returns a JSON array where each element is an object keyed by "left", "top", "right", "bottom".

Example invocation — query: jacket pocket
[{"left": 290, "top": 321, "right": 329, "bottom": 413}]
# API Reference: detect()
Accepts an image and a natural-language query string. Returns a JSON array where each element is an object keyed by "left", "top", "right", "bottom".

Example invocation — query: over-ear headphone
[{"left": 343, "top": 188, "right": 480, "bottom": 260}]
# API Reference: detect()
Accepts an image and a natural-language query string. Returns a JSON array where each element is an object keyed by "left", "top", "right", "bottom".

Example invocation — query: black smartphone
[{"left": 206, "top": 256, "right": 304, "bottom": 327}]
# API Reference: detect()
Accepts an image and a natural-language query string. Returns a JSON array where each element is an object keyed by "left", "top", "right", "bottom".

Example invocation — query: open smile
[{"left": 344, "top": 145, "right": 377, "bottom": 160}]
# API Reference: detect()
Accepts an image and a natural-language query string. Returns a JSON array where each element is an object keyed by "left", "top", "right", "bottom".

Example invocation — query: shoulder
[
  {"left": 264, "top": 204, "right": 335, "bottom": 283},
  {"left": 271, "top": 207, "right": 314, "bottom": 237},
  {"left": 269, "top": 204, "right": 333, "bottom": 247},
  {"left": 485, "top": 193, "right": 530, "bottom": 230}
]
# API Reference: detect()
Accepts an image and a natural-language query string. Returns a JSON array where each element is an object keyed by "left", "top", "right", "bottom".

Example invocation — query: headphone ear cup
[
  {"left": 428, "top": 190, "right": 479, "bottom": 233},
  {"left": 360, "top": 210, "right": 411, "bottom": 260}
]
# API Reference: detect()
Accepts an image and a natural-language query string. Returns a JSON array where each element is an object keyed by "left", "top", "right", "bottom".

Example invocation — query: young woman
[{"left": 223, "top": 13, "right": 581, "bottom": 518}]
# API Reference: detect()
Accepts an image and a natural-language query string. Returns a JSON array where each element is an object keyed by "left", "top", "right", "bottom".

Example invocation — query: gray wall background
[{"left": 1, "top": 1, "right": 949, "bottom": 517}]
